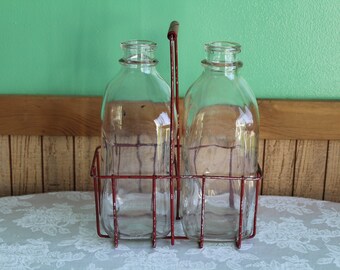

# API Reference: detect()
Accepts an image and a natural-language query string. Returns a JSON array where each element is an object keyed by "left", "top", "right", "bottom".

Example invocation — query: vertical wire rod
[
  {"left": 152, "top": 176, "right": 157, "bottom": 247},
  {"left": 199, "top": 176, "right": 206, "bottom": 248},
  {"left": 236, "top": 178, "right": 245, "bottom": 249}
]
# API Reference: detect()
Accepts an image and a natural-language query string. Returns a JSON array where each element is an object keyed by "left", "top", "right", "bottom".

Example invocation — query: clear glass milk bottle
[
  {"left": 100, "top": 40, "right": 171, "bottom": 239},
  {"left": 181, "top": 41, "right": 259, "bottom": 241}
]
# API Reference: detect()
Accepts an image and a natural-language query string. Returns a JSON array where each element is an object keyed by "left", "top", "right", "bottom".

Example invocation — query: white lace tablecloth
[{"left": 0, "top": 192, "right": 339, "bottom": 270}]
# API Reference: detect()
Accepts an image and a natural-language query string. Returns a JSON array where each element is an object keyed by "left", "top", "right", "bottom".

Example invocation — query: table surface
[{"left": 0, "top": 192, "right": 339, "bottom": 270}]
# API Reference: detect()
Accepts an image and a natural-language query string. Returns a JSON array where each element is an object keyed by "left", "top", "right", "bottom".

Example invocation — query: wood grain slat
[
  {"left": 43, "top": 136, "right": 74, "bottom": 192},
  {"left": 294, "top": 140, "right": 328, "bottom": 200},
  {"left": 324, "top": 140, "right": 340, "bottom": 202},
  {"left": 74, "top": 136, "right": 100, "bottom": 191},
  {"left": 0, "top": 96, "right": 340, "bottom": 140},
  {"left": 11, "top": 136, "right": 42, "bottom": 195},
  {"left": 257, "top": 139, "right": 265, "bottom": 194},
  {"left": 258, "top": 139, "right": 265, "bottom": 170},
  {"left": 0, "top": 136, "right": 11, "bottom": 196},
  {"left": 258, "top": 100, "right": 340, "bottom": 140},
  {"left": 0, "top": 95, "right": 101, "bottom": 136},
  {"left": 262, "top": 140, "right": 296, "bottom": 196}
]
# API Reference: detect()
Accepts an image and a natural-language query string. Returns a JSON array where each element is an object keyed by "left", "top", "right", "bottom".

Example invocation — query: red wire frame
[{"left": 90, "top": 21, "right": 262, "bottom": 249}]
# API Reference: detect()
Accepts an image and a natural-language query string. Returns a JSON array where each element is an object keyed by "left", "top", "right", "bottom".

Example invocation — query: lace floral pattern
[
  {"left": 0, "top": 238, "right": 85, "bottom": 269},
  {"left": 312, "top": 207, "right": 340, "bottom": 229},
  {"left": 0, "top": 192, "right": 339, "bottom": 270},
  {"left": 257, "top": 216, "right": 340, "bottom": 253},
  {"left": 0, "top": 196, "right": 32, "bottom": 214}
]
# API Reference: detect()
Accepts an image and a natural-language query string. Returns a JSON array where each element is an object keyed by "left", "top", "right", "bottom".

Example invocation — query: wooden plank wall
[
  {"left": 0, "top": 135, "right": 100, "bottom": 196},
  {"left": 0, "top": 96, "right": 339, "bottom": 202}
]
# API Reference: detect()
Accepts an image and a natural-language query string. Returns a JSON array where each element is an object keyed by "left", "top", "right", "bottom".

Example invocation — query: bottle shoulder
[
  {"left": 103, "top": 70, "right": 170, "bottom": 102},
  {"left": 183, "top": 73, "right": 259, "bottom": 131},
  {"left": 185, "top": 74, "right": 257, "bottom": 109}
]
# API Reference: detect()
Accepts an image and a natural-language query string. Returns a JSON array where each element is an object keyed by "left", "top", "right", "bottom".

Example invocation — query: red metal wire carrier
[{"left": 91, "top": 21, "right": 262, "bottom": 249}]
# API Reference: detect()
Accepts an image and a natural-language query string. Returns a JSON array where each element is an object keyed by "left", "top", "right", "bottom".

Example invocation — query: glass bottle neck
[
  {"left": 119, "top": 40, "right": 158, "bottom": 67},
  {"left": 202, "top": 41, "right": 243, "bottom": 78}
]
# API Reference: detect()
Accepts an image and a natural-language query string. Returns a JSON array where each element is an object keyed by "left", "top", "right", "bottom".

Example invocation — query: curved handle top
[{"left": 167, "top": 21, "right": 179, "bottom": 40}]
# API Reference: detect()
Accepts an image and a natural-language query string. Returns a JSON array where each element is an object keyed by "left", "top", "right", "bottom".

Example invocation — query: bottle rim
[
  {"left": 120, "top": 40, "right": 158, "bottom": 66},
  {"left": 205, "top": 41, "right": 241, "bottom": 54},
  {"left": 120, "top": 40, "right": 157, "bottom": 50}
]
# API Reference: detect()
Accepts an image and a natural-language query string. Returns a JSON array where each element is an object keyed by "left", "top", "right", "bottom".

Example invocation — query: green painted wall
[{"left": 0, "top": 0, "right": 339, "bottom": 99}]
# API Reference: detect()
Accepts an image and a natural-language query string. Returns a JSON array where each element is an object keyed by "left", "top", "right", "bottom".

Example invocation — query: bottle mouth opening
[
  {"left": 203, "top": 41, "right": 242, "bottom": 69},
  {"left": 121, "top": 40, "right": 157, "bottom": 50},
  {"left": 120, "top": 40, "right": 157, "bottom": 66},
  {"left": 205, "top": 41, "right": 241, "bottom": 54}
]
